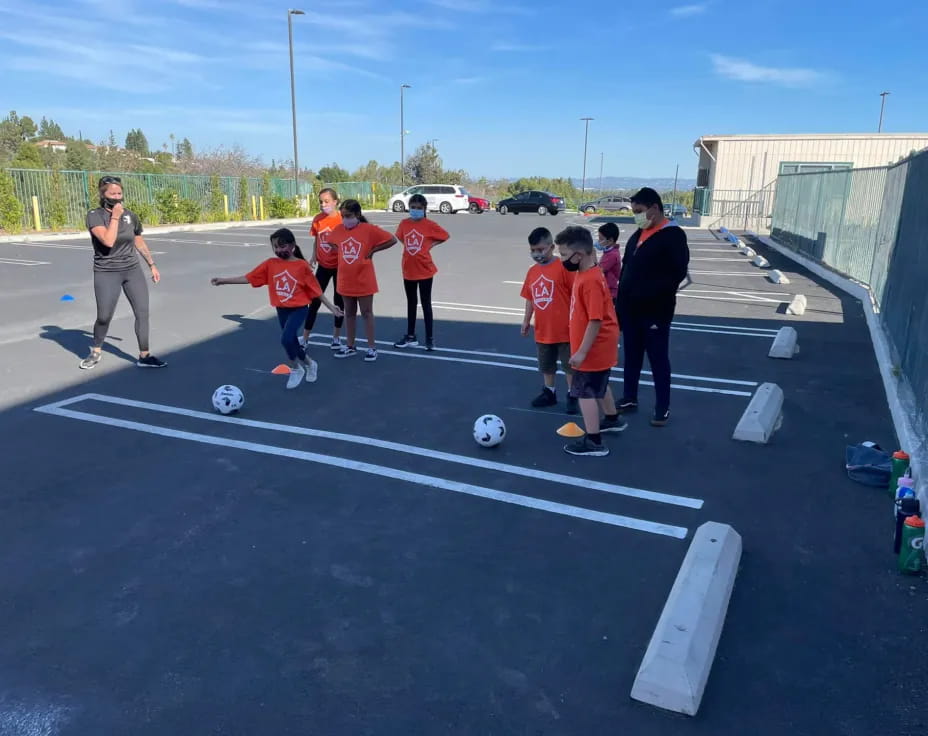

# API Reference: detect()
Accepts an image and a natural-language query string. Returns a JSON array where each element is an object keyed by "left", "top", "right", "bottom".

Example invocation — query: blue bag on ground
[{"left": 845, "top": 442, "right": 892, "bottom": 487}]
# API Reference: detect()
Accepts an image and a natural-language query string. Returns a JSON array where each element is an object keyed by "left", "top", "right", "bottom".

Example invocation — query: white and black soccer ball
[
  {"left": 473, "top": 414, "right": 506, "bottom": 447},
  {"left": 212, "top": 385, "right": 244, "bottom": 415}
]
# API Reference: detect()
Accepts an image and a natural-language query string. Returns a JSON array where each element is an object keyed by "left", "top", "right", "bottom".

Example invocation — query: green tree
[
  {"left": 48, "top": 167, "right": 69, "bottom": 230},
  {"left": 317, "top": 163, "right": 350, "bottom": 183},
  {"left": 65, "top": 142, "right": 94, "bottom": 171},
  {"left": 38, "top": 117, "right": 65, "bottom": 140},
  {"left": 237, "top": 175, "right": 249, "bottom": 219},
  {"left": 208, "top": 174, "right": 224, "bottom": 221},
  {"left": 125, "top": 128, "right": 149, "bottom": 156},
  {"left": 19, "top": 116, "right": 37, "bottom": 141},
  {"left": 11, "top": 142, "right": 43, "bottom": 168},
  {"left": 0, "top": 168, "right": 25, "bottom": 233},
  {"left": 177, "top": 137, "right": 194, "bottom": 160},
  {"left": 403, "top": 143, "right": 443, "bottom": 185},
  {"left": 0, "top": 114, "right": 24, "bottom": 161}
]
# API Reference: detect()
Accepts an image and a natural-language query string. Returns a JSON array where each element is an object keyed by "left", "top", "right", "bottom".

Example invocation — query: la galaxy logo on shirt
[
  {"left": 530, "top": 274, "right": 555, "bottom": 310},
  {"left": 274, "top": 270, "right": 298, "bottom": 302},
  {"left": 318, "top": 227, "right": 333, "bottom": 253},
  {"left": 341, "top": 237, "right": 362, "bottom": 264},
  {"left": 404, "top": 229, "right": 424, "bottom": 255}
]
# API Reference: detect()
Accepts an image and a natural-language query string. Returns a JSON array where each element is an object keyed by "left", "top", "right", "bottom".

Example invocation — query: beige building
[{"left": 692, "top": 133, "right": 928, "bottom": 229}]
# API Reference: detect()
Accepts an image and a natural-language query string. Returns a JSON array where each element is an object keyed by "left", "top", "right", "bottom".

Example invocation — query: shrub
[
  {"left": 0, "top": 169, "right": 25, "bottom": 233},
  {"left": 128, "top": 201, "right": 159, "bottom": 226},
  {"left": 48, "top": 168, "right": 69, "bottom": 230},
  {"left": 177, "top": 198, "right": 201, "bottom": 224},
  {"left": 266, "top": 194, "right": 299, "bottom": 219},
  {"left": 154, "top": 188, "right": 181, "bottom": 223}
]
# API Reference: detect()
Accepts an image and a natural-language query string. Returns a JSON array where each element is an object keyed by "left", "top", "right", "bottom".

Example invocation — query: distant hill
[{"left": 570, "top": 176, "right": 697, "bottom": 191}]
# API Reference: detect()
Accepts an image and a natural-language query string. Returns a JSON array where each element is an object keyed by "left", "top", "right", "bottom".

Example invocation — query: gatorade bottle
[
  {"left": 894, "top": 497, "right": 921, "bottom": 554},
  {"left": 889, "top": 451, "right": 911, "bottom": 498},
  {"left": 898, "top": 515, "right": 926, "bottom": 574}
]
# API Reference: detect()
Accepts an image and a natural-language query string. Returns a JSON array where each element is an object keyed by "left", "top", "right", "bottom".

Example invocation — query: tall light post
[
  {"left": 580, "top": 117, "right": 593, "bottom": 199},
  {"left": 878, "top": 91, "right": 891, "bottom": 133},
  {"left": 400, "top": 84, "right": 411, "bottom": 185},
  {"left": 287, "top": 9, "right": 305, "bottom": 205}
]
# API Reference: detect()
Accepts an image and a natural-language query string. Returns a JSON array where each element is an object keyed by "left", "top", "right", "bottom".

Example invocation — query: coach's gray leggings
[{"left": 92, "top": 266, "right": 149, "bottom": 352}]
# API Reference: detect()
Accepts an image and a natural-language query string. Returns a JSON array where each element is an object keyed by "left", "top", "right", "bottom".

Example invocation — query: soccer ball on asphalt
[
  {"left": 212, "top": 385, "right": 244, "bottom": 415},
  {"left": 473, "top": 414, "right": 506, "bottom": 447}
]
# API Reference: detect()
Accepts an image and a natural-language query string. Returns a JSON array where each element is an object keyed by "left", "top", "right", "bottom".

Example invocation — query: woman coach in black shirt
[{"left": 80, "top": 176, "right": 166, "bottom": 370}]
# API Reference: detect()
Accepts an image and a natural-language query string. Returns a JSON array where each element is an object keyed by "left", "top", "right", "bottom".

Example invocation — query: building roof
[
  {"left": 694, "top": 132, "right": 928, "bottom": 145},
  {"left": 35, "top": 139, "right": 67, "bottom": 147}
]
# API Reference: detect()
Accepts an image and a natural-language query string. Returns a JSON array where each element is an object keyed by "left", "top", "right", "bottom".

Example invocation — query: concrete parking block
[
  {"left": 733, "top": 382, "right": 784, "bottom": 443},
  {"left": 767, "top": 269, "right": 790, "bottom": 284},
  {"left": 786, "top": 294, "right": 808, "bottom": 315},
  {"left": 768, "top": 327, "right": 799, "bottom": 359},
  {"left": 752, "top": 255, "right": 770, "bottom": 268}
]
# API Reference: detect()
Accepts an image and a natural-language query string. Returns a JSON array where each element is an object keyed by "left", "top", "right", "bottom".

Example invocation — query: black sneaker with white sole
[
  {"left": 79, "top": 351, "right": 102, "bottom": 370},
  {"left": 563, "top": 436, "right": 609, "bottom": 457},
  {"left": 600, "top": 415, "right": 629, "bottom": 433},
  {"left": 651, "top": 409, "right": 670, "bottom": 427},
  {"left": 425, "top": 338, "right": 434, "bottom": 352},
  {"left": 137, "top": 355, "right": 167, "bottom": 368},
  {"left": 364, "top": 348, "right": 378, "bottom": 362},
  {"left": 334, "top": 346, "right": 358, "bottom": 359},
  {"left": 531, "top": 387, "right": 557, "bottom": 408},
  {"left": 617, "top": 398, "right": 638, "bottom": 413},
  {"left": 393, "top": 335, "right": 418, "bottom": 348}
]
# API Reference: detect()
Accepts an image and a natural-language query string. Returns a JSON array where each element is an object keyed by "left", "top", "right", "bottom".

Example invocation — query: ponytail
[
  {"left": 339, "top": 198, "right": 368, "bottom": 223},
  {"left": 293, "top": 245, "right": 307, "bottom": 261}
]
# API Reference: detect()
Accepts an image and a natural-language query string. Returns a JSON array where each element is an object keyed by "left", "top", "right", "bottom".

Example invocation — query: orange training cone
[
  {"left": 557, "top": 422, "right": 585, "bottom": 438},
  {"left": 271, "top": 364, "right": 291, "bottom": 375}
]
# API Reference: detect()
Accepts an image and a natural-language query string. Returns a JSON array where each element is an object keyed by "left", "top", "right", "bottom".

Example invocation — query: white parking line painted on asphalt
[
  {"left": 310, "top": 334, "right": 758, "bottom": 388},
  {"left": 0, "top": 257, "right": 50, "bottom": 266},
  {"left": 34, "top": 396, "right": 693, "bottom": 537},
  {"left": 689, "top": 270, "right": 769, "bottom": 277},
  {"left": 689, "top": 257, "right": 755, "bottom": 262},
  {"left": 674, "top": 320, "right": 778, "bottom": 335},
  {"left": 142, "top": 237, "right": 266, "bottom": 247},
  {"left": 678, "top": 294, "right": 790, "bottom": 305},
  {"left": 305, "top": 338, "right": 753, "bottom": 396}
]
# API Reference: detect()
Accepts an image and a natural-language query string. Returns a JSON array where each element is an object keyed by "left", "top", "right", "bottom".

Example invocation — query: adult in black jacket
[{"left": 615, "top": 187, "right": 689, "bottom": 426}]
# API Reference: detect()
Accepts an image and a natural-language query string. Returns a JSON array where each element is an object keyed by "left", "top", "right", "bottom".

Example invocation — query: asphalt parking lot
[{"left": 0, "top": 213, "right": 923, "bottom": 735}]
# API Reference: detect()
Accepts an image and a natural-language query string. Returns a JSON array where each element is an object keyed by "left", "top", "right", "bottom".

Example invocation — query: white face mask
[{"left": 634, "top": 211, "right": 651, "bottom": 230}]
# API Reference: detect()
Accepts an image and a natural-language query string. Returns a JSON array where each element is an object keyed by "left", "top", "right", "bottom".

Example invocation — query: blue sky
[{"left": 1, "top": 0, "right": 926, "bottom": 180}]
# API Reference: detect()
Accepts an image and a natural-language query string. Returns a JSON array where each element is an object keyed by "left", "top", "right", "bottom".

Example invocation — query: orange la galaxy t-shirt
[
  {"left": 569, "top": 267, "right": 619, "bottom": 372},
  {"left": 245, "top": 257, "right": 322, "bottom": 308},
  {"left": 395, "top": 217, "right": 449, "bottom": 281},
  {"left": 310, "top": 210, "right": 342, "bottom": 269},
  {"left": 520, "top": 258, "right": 575, "bottom": 344},
  {"left": 329, "top": 222, "right": 394, "bottom": 297}
]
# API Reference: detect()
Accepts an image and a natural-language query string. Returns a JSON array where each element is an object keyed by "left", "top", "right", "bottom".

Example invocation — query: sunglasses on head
[{"left": 100, "top": 176, "right": 122, "bottom": 185}]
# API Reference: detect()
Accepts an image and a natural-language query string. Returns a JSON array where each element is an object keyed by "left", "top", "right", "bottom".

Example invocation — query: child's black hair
[
  {"left": 598, "top": 222, "right": 620, "bottom": 243},
  {"left": 408, "top": 193, "right": 428, "bottom": 211},
  {"left": 528, "top": 226, "right": 552, "bottom": 246},
  {"left": 339, "top": 198, "right": 369, "bottom": 224},
  {"left": 270, "top": 227, "right": 306, "bottom": 260}
]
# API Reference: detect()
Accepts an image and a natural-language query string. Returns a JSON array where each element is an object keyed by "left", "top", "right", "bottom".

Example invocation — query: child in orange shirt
[
  {"left": 555, "top": 225, "right": 627, "bottom": 456},
  {"left": 302, "top": 187, "right": 345, "bottom": 350},
  {"left": 211, "top": 228, "right": 343, "bottom": 389},
  {"left": 327, "top": 199, "right": 397, "bottom": 362},
  {"left": 393, "top": 193, "right": 449, "bottom": 351},
  {"left": 520, "top": 227, "right": 578, "bottom": 415}
]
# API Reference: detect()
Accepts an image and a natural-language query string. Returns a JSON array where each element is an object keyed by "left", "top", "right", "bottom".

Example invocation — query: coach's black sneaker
[
  {"left": 564, "top": 436, "right": 609, "bottom": 457},
  {"left": 565, "top": 395, "right": 579, "bottom": 415},
  {"left": 617, "top": 398, "right": 638, "bottom": 413},
  {"left": 79, "top": 350, "right": 102, "bottom": 370},
  {"left": 137, "top": 354, "right": 167, "bottom": 368},
  {"left": 393, "top": 335, "right": 418, "bottom": 348},
  {"left": 531, "top": 387, "right": 557, "bottom": 407},
  {"left": 425, "top": 338, "right": 434, "bottom": 352},
  {"left": 651, "top": 409, "right": 670, "bottom": 427},
  {"left": 600, "top": 415, "right": 629, "bottom": 433}
]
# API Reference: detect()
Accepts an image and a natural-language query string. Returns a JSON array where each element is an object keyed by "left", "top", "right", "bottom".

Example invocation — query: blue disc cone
[{"left": 60, "top": 294, "right": 75, "bottom": 302}]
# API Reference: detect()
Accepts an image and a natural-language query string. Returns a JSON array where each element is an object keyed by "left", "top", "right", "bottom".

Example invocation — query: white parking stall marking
[
  {"left": 0, "top": 257, "right": 50, "bottom": 266},
  {"left": 3, "top": 242, "right": 166, "bottom": 254},
  {"left": 34, "top": 394, "right": 694, "bottom": 538}
]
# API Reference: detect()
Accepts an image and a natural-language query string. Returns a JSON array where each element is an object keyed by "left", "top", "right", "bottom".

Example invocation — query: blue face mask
[{"left": 409, "top": 209, "right": 425, "bottom": 221}]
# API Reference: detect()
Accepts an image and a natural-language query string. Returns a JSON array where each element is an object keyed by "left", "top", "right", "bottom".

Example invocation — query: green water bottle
[
  {"left": 898, "top": 515, "right": 926, "bottom": 574},
  {"left": 889, "top": 451, "right": 911, "bottom": 498}
]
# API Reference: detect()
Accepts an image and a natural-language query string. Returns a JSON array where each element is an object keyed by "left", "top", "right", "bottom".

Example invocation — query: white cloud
[
  {"left": 491, "top": 41, "right": 550, "bottom": 52},
  {"left": 710, "top": 54, "right": 828, "bottom": 87},
  {"left": 670, "top": 4, "right": 707, "bottom": 17}
]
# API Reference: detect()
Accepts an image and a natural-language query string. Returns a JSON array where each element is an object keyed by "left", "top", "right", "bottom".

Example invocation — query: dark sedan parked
[{"left": 496, "top": 190, "right": 564, "bottom": 215}]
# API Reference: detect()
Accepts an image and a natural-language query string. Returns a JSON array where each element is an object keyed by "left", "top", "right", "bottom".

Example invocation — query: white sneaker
[
  {"left": 286, "top": 365, "right": 305, "bottom": 389},
  {"left": 304, "top": 359, "right": 318, "bottom": 383}
]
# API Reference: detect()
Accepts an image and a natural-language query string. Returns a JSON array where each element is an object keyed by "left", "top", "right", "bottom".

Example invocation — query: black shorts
[
  {"left": 536, "top": 342, "right": 573, "bottom": 376},
  {"left": 569, "top": 368, "right": 611, "bottom": 399}
]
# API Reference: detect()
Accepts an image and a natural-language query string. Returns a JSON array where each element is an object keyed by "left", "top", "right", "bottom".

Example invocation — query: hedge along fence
[{"left": 2, "top": 168, "right": 302, "bottom": 232}]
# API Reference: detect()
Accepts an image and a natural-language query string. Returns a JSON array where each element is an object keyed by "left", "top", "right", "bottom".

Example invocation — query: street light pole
[
  {"left": 287, "top": 9, "right": 305, "bottom": 207},
  {"left": 400, "top": 84, "right": 411, "bottom": 185},
  {"left": 878, "top": 91, "right": 891, "bottom": 133},
  {"left": 580, "top": 117, "right": 593, "bottom": 199}
]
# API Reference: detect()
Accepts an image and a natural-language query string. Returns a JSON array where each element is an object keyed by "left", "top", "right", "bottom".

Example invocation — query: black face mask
[
  {"left": 103, "top": 197, "right": 122, "bottom": 208},
  {"left": 562, "top": 255, "right": 582, "bottom": 272}
]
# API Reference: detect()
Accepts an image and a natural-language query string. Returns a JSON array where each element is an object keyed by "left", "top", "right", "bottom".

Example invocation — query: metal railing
[{"left": 705, "top": 182, "right": 778, "bottom": 233}]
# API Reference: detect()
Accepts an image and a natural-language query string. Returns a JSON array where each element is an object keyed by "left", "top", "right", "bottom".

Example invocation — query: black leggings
[
  {"left": 92, "top": 266, "right": 149, "bottom": 352},
  {"left": 404, "top": 277, "right": 433, "bottom": 339},
  {"left": 304, "top": 265, "right": 344, "bottom": 331},
  {"left": 620, "top": 315, "right": 672, "bottom": 413}
]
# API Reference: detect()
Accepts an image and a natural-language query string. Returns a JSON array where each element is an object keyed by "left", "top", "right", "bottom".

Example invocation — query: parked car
[
  {"left": 579, "top": 195, "right": 632, "bottom": 214},
  {"left": 496, "top": 191, "right": 564, "bottom": 216},
  {"left": 663, "top": 203, "right": 690, "bottom": 218},
  {"left": 468, "top": 194, "right": 491, "bottom": 213},
  {"left": 388, "top": 184, "right": 470, "bottom": 214}
]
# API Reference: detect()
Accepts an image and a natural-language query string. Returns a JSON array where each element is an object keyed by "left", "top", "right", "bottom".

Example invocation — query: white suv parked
[{"left": 388, "top": 184, "right": 470, "bottom": 214}]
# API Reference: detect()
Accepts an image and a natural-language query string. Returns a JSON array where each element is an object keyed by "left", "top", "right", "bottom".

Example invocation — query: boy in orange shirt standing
[
  {"left": 520, "top": 227, "right": 578, "bottom": 415},
  {"left": 555, "top": 225, "right": 627, "bottom": 456}
]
